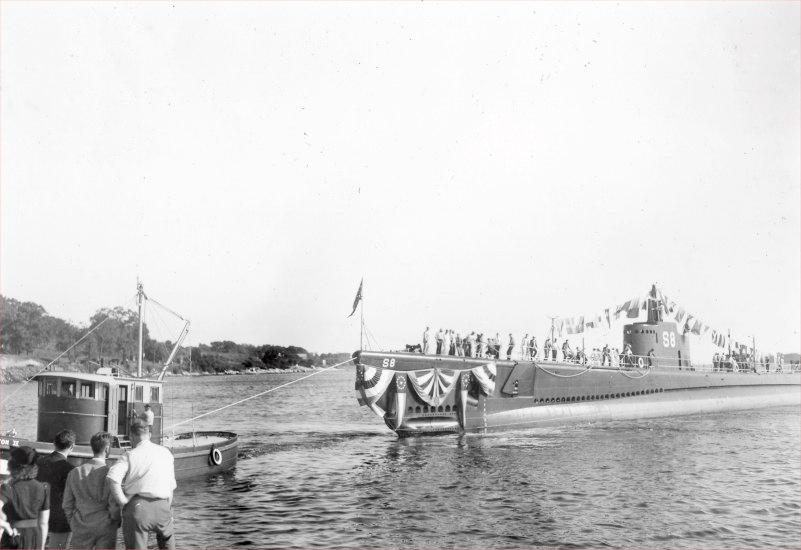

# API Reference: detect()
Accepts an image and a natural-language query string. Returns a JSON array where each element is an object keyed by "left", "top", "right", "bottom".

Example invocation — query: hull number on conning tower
[
  {"left": 662, "top": 331, "right": 676, "bottom": 348},
  {"left": 382, "top": 358, "right": 396, "bottom": 368}
]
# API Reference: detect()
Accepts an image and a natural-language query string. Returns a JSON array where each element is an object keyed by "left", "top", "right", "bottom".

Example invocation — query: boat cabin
[{"left": 35, "top": 372, "right": 164, "bottom": 447}]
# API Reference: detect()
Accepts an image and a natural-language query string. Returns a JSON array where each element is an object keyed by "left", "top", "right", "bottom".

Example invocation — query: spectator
[
  {"left": 601, "top": 344, "right": 611, "bottom": 367},
  {"left": 141, "top": 405, "right": 154, "bottom": 428},
  {"left": 0, "top": 446, "right": 50, "bottom": 550},
  {"left": 561, "top": 340, "right": 573, "bottom": 362},
  {"left": 529, "top": 336, "right": 538, "bottom": 360},
  {"left": 506, "top": 333, "right": 515, "bottom": 360},
  {"left": 62, "top": 432, "right": 120, "bottom": 550},
  {"left": 466, "top": 332, "right": 477, "bottom": 357},
  {"left": 37, "top": 430, "right": 75, "bottom": 550},
  {"left": 108, "top": 420, "right": 177, "bottom": 550},
  {"left": 422, "top": 326, "right": 432, "bottom": 355},
  {"left": 435, "top": 329, "right": 444, "bottom": 355}
]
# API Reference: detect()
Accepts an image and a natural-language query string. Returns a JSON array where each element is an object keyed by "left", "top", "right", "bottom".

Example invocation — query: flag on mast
[{"left": 348, "top": 279, "right": 363, "bottom": 318}]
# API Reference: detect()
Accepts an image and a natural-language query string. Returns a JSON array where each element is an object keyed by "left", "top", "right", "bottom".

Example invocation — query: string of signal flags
[{"left": 554, "top": 289, "right": 753, "bottom": 353}]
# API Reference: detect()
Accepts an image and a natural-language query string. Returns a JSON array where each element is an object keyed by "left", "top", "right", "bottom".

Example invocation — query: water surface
[{"left": 3, "top": 370, "right": 799, "bottom": 548}]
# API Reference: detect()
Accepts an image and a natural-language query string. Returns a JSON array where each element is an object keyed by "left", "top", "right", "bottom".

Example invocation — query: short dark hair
[
  {"left": 54, "top": 430, "right": 76, "bottom": 451},
  {"left": 144, "top": 404, "right": 151, "bottom": 409},
  {"left": 129, "top": 419, "right": 151, "bottom": 436},
  {"left": 90, "top": 432, "right": 112, "bottom": 455}
]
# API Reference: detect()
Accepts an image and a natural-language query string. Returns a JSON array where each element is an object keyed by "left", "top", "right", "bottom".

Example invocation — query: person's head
[
  {"left": 54, "top": 429, "right": 76, "bottom": 454},
  {"left": 129, "top": 419, "right": 152, "bottom": 446},
  {"left": 90, "top": 431, "right": 113, "bottom": 458},
  {"left": 9, "top": 446, "right": 38, "bottom": 480},
  {"left": 144, "top": 404, "right": 151, "bottom": 411}
]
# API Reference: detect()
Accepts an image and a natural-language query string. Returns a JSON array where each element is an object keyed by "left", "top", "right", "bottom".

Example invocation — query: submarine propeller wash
[{"left": 354, "top": 286, "right": 800, "bottom": 436}]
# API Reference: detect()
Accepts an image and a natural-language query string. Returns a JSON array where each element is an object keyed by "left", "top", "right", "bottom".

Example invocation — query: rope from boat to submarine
[
  {"left": 0, "top": 316, "right": 112, "bottom": 406},
  {"left": 163, "top": 356, "right": 355, "bottom": 431}
]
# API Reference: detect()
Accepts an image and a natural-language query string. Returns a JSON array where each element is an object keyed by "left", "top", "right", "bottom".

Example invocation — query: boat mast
[{"left": 137, "top": 280, "right": 144, "bottom": 378}]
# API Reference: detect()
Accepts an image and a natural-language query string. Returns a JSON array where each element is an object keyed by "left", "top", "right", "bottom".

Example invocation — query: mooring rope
[
  {"left": 1, "top": 317, "right": 112, "bottom": 406},
  {"left": 164, "top": 356, "right": 355, "bottom": 431}
]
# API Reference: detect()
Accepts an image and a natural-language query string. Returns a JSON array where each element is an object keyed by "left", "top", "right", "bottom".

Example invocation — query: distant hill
[{"left": 0, "top": 295, "right": 350, "bottom": 381}]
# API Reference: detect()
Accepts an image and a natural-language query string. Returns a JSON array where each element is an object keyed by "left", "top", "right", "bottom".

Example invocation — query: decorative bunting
[
  {"left": 408, "top": 367, "right": 458, "bottom": 406},
  {"left": 471, "top": 363, "right": 497, "bottom": 396}
]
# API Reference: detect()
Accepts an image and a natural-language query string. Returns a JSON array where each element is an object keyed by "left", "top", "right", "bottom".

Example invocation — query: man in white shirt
[
  {"left": 108, "top": 419, "right": 177, "bottom": 550},
  {"left": 422, "top": 326, "right": 432, "bottom": 354}
]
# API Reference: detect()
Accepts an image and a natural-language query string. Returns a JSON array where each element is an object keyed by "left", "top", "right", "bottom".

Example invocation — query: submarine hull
[{"left": 354, "top": 351, "right": 801, "bottom": 436}]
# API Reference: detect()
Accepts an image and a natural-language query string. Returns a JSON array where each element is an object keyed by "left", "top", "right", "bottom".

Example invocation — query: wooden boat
[
  {"left": 1, "top": 283, "right": 237, "bottom": 478},
  {"left": 354, "top": 286, "right": 800, "bottom": 436}
]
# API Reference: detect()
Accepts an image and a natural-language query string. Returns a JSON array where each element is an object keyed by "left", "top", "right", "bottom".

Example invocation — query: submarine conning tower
[{"left": 622, "top": 284, "right": 691, "bottom": 368}]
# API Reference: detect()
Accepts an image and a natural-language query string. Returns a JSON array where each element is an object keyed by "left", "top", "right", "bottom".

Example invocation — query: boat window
[
  {"left": 150, "top": 387, "right": 160, "bottom": 403},
  {"left": 38, "top": 380, "right": 44, "bottom": 396},
  {"left": 79, "top": 382, "right": 95, "bottom": 399},
  {"left": 44, "top": 379, "right": 58, "bottom": 396},
  {"left": 61, "top": 380, "right": 76, "bottom": 397},
  {"left": 119, "top": 386, "right": 128, "bottom": 402},
  {"left": 99, "top": 384, "right": 108, "bottom": 400},
  {"left": 134, "top": 385, "right": 144, "bottom": 402}
]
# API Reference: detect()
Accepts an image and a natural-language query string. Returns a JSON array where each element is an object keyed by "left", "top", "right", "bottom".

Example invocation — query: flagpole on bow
[{"left": 360, "top": 280, "right": 364, "bottom": 351}]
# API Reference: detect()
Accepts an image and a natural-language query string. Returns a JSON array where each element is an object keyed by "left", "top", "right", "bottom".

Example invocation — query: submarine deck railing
[{"left": 374, "top": 349, "right": 800, "bottom": 375}]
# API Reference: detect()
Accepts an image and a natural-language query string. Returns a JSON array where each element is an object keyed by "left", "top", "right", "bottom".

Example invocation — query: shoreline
[{"left": 0, "top": 356, "right": 328, "bottom": 384}]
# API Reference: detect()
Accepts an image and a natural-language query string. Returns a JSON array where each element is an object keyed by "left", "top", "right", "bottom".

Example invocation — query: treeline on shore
[{"left": 0, "top": 295, "right": 350, "bottom": 376}]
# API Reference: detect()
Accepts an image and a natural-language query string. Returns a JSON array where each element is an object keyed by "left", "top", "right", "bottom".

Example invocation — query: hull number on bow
[
  {"left": 382, "top": 358, "right": 396, "bottom": 368},
  {"left": 662, "top": 332, "right": 676, "bottom": 348}
]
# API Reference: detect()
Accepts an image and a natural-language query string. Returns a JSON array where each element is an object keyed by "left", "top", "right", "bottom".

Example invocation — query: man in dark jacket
[{"left": 37, "top": 429, "right": 76, "bottom": 549}]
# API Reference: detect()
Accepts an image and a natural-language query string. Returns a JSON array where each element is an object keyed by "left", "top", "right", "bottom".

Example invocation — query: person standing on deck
[
  {"left": 544, "top": 338, "right": 551, "bottom": 362},
  {"left": 467, "top": 332, "right": 477, "bottom": 357},
  {"left": 36, "top": 430, "right": 75, "bottom": 550},
  {"left": 507, "top": 333, "right": 515, "bottom": 360},
  {"left": 561, "top": 340, "right": 573, "bottom": 362},
  {"left": 140, "top": 405, "right": 154, "bottom": 428},
  {"left": 455, "top": 333, "right": 463, "bottom": 357},
  {"left": 442, "top": 330, "right": 451, "bottom": 356},
  {"left": 529, "top": 336, "right": 538, "bottom": 360},
  {"left": 435, "top": 329, "right": 444, "bottom": 355},
  {"left": 108, "top": 420, "right": 177, "bottom": 550},
  {"left": 521, "top": 334, "right": 529, "bottom": 359},
  {"left": 478, "top": 333, "right": 487, "bottom": 358},
  {"left": 601, "top": 344, "right": 611, "bottom": 366},
  {"left": 62, "top": 432, "right": 120, "bottom": 550},
  {"left": 422, "top": 327, "right": 432, "bottom": 355}
]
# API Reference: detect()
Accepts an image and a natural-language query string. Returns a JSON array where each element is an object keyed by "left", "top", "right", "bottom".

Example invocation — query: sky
[{"left": 1, "top": 2, "right": 799, "bottom": 356}]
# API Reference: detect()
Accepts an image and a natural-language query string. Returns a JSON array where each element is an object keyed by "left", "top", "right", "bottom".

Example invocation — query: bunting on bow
[
  {"left": 355, "top": 364, "right": 395, "bottom": 411},
  {"left": 470, "top": 363, "right": 497, "bottom": 396},
  {"left": 408, "top": 367, "right": 459, "bottom": 406}
]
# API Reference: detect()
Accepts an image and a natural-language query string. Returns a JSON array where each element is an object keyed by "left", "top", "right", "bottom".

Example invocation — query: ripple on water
[{"left": 5, "top": 373, "right": 800, "bottom": 549}]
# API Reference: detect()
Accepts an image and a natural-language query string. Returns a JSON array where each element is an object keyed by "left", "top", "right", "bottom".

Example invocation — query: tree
[{"left": 0, "top": 296, "right": 47, "bottom": 354}]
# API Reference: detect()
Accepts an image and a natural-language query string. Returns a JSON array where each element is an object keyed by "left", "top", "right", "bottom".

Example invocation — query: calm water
[{"left": 3, "top": 369, "right": 800, "bottom": 549}]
